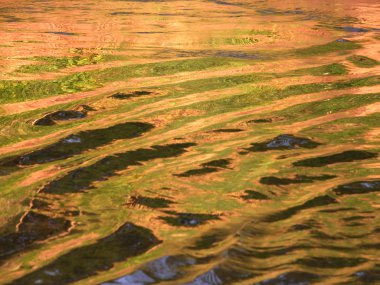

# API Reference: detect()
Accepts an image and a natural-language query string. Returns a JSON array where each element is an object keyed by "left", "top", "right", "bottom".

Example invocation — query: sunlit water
[{"left": 0, "top": 0, "right": 379, "bottom": 284}]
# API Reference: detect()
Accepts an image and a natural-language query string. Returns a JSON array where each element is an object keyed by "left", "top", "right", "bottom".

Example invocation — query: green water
[{"left": 0, "top": 0, "right": 379, "bottom": 284}]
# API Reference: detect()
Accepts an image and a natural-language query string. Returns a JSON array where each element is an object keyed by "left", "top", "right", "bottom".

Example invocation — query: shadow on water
[
  {"left": 255, "top": 271, "right": 319, "bottom": 285},
  {"left": 0, "top": 122, "right": 154, "bottom": 173},
  {"left": 211, "top": 128, "right": 243, "bottom": 133},
  {"left": 159, "top": 211, "right": 220, "bottom": 227},
  {"left": 241, "top": 134, "right": 320, "bottom": 153},
  {"left": 293, "top": 150, "right": 378, "bottom": 167},
  {"left": 43, "top": 143, "right": 196, "bottom": 194},
  {"left": 9, "top": 223, "right": 161, "bottom": 285},
  {"left": 174, "top": 158, "right": 231, "bottom": 177},
  {"left": 297, "top": 256, "right": 367, "bottom": 269},
  {"left": 333, "top": 180, "right": 380, "bottom": 196},
  {"left": 259, "top": 174, "right": 336, "bottom": 185},
  {"left": 350, "top": 267, "right": 380, "bottom": 284},
  {"left": 241, "top": 190, "right": 269, "bottom": 200},
  {"left": 187, "top": 229, "right": 231, "bottom": 250},
  {"left": 102, "top": 255, "right": 199, "bottom": 285},
  {"left": 247, "top": 117, "right": 284, "bottom": 124},
  {"left": 264, "top": 195, "right": 337, "bottom": 222},
  {"left": 33, "top": 109, "right": 88, "bottom": 126},
  {"left": 0, "top": 142, "right": 194, "bottom": 268},
  {"left": 110, "top": 90, "right": 154, "bottom": 100},
  {"left": 0, "top": 212, "right": 71, "bottom": 264},
  {"left": 126, "top": 195, "right": 174, "bottom": 209}
]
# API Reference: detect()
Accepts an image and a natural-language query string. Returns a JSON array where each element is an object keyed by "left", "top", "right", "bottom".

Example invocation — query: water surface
[{"left": 0, "top": 0, "right": 379, "bottom": 284}]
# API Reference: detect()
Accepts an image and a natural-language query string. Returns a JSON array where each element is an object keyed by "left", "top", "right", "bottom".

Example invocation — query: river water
[{"left": 0, "top": 0, "right": 379, "bottom": 284}]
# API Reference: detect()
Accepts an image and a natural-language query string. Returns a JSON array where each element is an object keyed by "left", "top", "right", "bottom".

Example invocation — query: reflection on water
[{"left": 0, "top": 0, "right": 379, "bottom": 284}]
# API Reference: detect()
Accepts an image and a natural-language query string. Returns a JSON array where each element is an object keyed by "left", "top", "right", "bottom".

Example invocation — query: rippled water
[{"left": 0, "top": 0, "right": 379, "bottom": 284}]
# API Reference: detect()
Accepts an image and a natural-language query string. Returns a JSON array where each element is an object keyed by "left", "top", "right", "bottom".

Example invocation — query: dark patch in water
[
  {"left": 298, "top": 256, "right": 367, "bottom": 268},
  {"left": 0, "top": 212, "right": 71, "bottom": 263},
  {"left": 318, "top": 207, "right": 356, "bottom": 213},
  {"left": 188, "top": 230, "right": 230, "bottom": 250},
  {"left": 247, "top": 117, "right": 284, "bottom": 124},
  {"left": 255, "top": 271, "right": 319, "bottom": 285},
  {"left": 159, "top": 211, "right": 220, "bottom": 227},
  {"left": 201, "top": 159, "right": 231, "bottom": 168},
  {"left": 333, "top": 180, "right": 380, "bottom": 196},
  {"left": 110, "top": 90, "right": 153, "bottom": 100},
  {"left": 45, "top": 31, "right": 77, "bottom": 36},
  {"left": 2, "top": 122, "right": 154, "bottom": 166},
  {"left": 336, "top": 38, "right": 350, "bottom": 43},
  {"left": 42, "top": 143, "right": 195, "bottom": 194},
  {"left": 175, "top": 158, "right": 231, "bottom": 177},
  {"left": 241, "top": 190, "right": 269, "bottom": 200},
  {"left": 49, "top": 110, "right": 87, "bottom": 121},
  {"left": 10, "top": 223, "right": 161, "bottom": 285},
  {"left": 264, "top": 195, "right": 337, "bottom": 222},
  {"left": 175, "top": 167, "right": 220, "bottom": 177},
  {"left": 212, "top": 128, "right": 243, "bottom": 133},
  {"left": 215, "top": 50, "right": 262, "bottom": 60},
  {"left": 341, "top": 26, "right": 369, "bottom": 33},
  {"left": 293, "top": 150, "right": 377, "bottom": 167},
  {"left": 127, "top": 195, "right": 174, "bottom": 208},
  {"left": 348, "top": 55, "right": 379, "bottom": 68},
  {"left": 260, "top": 174, "right": 336, "bottom": 185},
  {"left": 243, "top": 134, "right": 320, "bottom": 152},
  {"left": 352, "top": 268, "right": 380, "bottom": 284},
  {"left": 33, "top": 116, "right": 56, "bottom": 126},
  {"left": 34, "top": 110, "right": 87, "bottom": 126},
  {"left": 256, "top": 8, "right": 305, "bottom": 16},
  {"left": 31, "top": 199, "right": 50, "bottom": 210},
  {"left": 289, "top": 223, "right": 314, "bottom": 231},
  {"left": 248, "top": 118, "right": 272, "bottom": 123},
  {"left": 102, "top": 255, "right": 197, "bottom": 284}
]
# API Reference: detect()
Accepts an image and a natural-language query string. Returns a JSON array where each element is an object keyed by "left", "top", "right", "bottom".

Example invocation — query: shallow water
[{"left": 0, "top": 0, "right": 379, "bottom": 284}]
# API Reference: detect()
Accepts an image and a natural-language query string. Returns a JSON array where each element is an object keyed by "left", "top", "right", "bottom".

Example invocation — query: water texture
[{"left": 0, "top": 0, "right": 379, "bottom": 284}]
